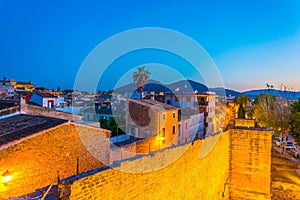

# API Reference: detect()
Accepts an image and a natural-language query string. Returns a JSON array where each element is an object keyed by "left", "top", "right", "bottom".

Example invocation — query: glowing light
[{"left": 2, "top": 170, "right": 11, "bottom": 184}]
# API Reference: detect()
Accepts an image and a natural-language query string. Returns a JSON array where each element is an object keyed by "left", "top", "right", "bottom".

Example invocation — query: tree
[
  {"left": 290, "top": 99, "right": 300, "bottom": 144},
  {"left": 132, "top": 66, "right": 150, "bottom": 99},
  {"left": 253, "top": 84, "right": 292, "bottom": 155},
  {"left": 63, "top": 89, "right": 73, "bottom": 94},
  {"left": 252, "top": 93, "right": 276, "bottom": 128},
  {"left": 237, "top": 103, "right": 246, "bottom": 119},
  {"left": 99, "top": 117, "right": 108, "bottom": 129},
  {"left": 99, "top": 116, "right": 125, "bottom": 137}
]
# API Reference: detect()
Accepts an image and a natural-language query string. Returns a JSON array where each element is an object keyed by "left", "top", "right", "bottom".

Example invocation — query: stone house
[
  {"left": 126, "top": 99, "right": 179, "bottom": 147},
  {"left": 29, "top": 92, "right": 59, "bottom": 108}
]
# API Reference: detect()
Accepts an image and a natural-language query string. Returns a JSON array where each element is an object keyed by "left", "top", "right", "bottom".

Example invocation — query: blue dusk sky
[{"left": 0, "top": 0, "right": 300, "bottom": 92}]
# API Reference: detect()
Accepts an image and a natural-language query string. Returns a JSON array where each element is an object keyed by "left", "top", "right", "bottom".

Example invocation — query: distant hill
[
  {"left": 115, "top": 79, "right": 208, "bottom": 94},
  {"left": 114, "top": 80, "right": 300, "bottom": 100},
  {"left": 244, "top": 89, "right": 300, "bottom": 99},
  {"left": 209, "top": 87, "right": 242, "bottom": 97},
  {"left": 167, "top": 79, "right": 208, "bottom": 94}
]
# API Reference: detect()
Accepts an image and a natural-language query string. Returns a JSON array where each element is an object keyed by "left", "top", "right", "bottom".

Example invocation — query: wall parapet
[
  {"left": 20, "top": 97, "right": 83, "bottom": 121},
  {"left": 234, "top": 119, "right": 255, "bottom": 128},
  {"left": 0, "top": 106, "right": 19, "bottom": 117},
  {"left": 58, "top": 132, "right": 230, "bottom": 200}
]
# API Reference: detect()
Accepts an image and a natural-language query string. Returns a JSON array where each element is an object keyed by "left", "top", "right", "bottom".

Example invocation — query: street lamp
[{"left": 2, "top": 170, "right": 11, "bottom": 185}]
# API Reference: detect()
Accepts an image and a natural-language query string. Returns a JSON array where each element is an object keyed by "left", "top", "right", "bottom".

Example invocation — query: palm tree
[{"left": 133, "top": 66, "right": 150, "bottom": 99}]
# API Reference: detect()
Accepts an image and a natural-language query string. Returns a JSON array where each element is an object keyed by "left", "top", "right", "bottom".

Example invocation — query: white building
[
  {"left": 29, "top": 93, "right": 59, "bottom": 108},
  {"left": 164, "top": 91, "right": 215, "bottom": 136}
]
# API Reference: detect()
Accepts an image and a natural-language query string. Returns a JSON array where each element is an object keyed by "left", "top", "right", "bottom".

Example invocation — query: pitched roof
[
  {"left": 34, "top": 92, "right": 58, "bottom": 98},
  {"left": 0, "top": 115, "right": 67, "bottom": 146},
  {"left": 127, "top": 99, "right": 179, "bottom": 112}
]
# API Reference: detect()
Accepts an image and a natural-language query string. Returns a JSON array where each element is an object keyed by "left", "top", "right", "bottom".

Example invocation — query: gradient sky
[{"left": 0, "top": 0, "right": 300, "bottom": 92}]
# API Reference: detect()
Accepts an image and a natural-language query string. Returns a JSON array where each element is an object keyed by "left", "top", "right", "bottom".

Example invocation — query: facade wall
[
  {"left": 126, "top": 100, "right": 178, "bottom": 146},
  {"left": 165, "top": 94, "right": 216, "bottom": 136},
  {"left": 59, "top": 131, "right": 230, "bottom": 200},
  {"left": 229, "top": 128, "right": 272, "bottom": 200},
  {"left": 189, "top": 113, "right": 204, "bottom": 139},
  {"left": 160, "top": 109, "right": 178, "bottom": 146},
  {"left": 0, "top": 123, "right": 110, "bottom": 198},
  {"left": 42, "top": 97, "right": 58, "bottom": 108},
  {"left": 178, "top": 118, "right": 190, "bottom": 144},
  {"left": 30, "top": 94, "right": 59, "bottom": 108}
]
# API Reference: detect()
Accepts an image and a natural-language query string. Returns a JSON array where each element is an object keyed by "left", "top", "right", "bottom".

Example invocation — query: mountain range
[
  {"left": 210, "top": 88, "right": 300, "bottom": 99},
  {"left": 115, "top": 79, "right": 300, "bottom": 100}
]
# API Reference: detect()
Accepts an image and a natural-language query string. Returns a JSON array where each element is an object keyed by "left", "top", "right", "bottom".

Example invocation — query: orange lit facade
[
  {"left": 126, "top": 99, "right": 179, "bottom": 149},
  {"left": 0, "top": 77, "right": 35, "bottom": 92},
  {"left": 47, "top": 91, "right": 63, "bottom": 97}
]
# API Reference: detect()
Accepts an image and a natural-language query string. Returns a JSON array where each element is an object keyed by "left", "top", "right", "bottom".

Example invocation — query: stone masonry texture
[
  {"left": 59, "top": 127, "right": 272, "bottom": 200},
  {"left": 0, "top": 123, "right": 110, "bottom": 199},
  {"left": 59, "top": 132, "right": 230, "bottom": 200},
  {"left": 229, "top": 128, "right": 272, "bottom": 200}
]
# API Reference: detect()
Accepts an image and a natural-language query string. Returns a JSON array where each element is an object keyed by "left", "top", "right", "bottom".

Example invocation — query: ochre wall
[
  {"left": 234, "top": 119, "right": 255, "bottom": 128},
  {"left": 0, "top": 123, "right": 110, "bottom": 198},
  {"left": 0, "top": 121, "right": 272, "bottom": 199},
  {"left": 229, "top": 128, "right": 272, "bottom": 200},
  {"left": 59, "top": 132, "right": 230, "bottom": 200},
  {"left": 159, "top": 109, "right": 178, "bottom": 146}
]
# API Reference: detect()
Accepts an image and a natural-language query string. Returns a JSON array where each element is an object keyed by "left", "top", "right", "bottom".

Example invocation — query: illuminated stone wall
[
  {"left": 0, "top": 123, "right": 110, "bottom": 198},
  {"left": 0, "top": 120, "right": 272, "bottom": 199},
  {"left": 234, "top": 119, "right": 255, "bottom": 128},
  {"left": 59, "top": 132, "right": 230, "bottom": 200},
  {"left": 229, "top": 128, "right": 272, "bottom": 200}
]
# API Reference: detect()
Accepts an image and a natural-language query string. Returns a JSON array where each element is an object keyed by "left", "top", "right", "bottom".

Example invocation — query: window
[
  {"left": 186, "top": 97, "right": 191, "bottom": 102},
  {"left": 162, "top": 128, "right": 166, "bottom": 143},
  {"left": 172, "top": 125, "right": 176, "bottom": 134},
  {"left": 178, "top": 124, "right": 181, "bottom": 136},
  {"left": 162, "top": 113, "right": 166, "bottom": 120},
  {"left": 185, "top": 122, "right": 188, "bottom": 129},
  {"left": 173, "top": 112, "right": 176, "bottom": 118}
]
